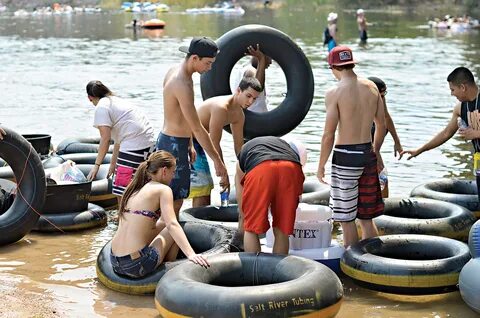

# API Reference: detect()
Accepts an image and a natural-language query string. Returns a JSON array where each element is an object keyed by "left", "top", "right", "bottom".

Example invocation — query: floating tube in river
[
  {"left": 33, "top": 203, "right": 107, "bottom": 232},
  {"left": 0, "top": 127, "right": 46, "bottom": 246},
  {"left": 155, "top": 252, "right": 343, "bottom": 318},
  {"left": 341, "top": 234, "right": 471, "bottom": 295},
  {"left": 411, "top": 178, "right": 480, "bottom": 219},
  {"left": 374, "top": 197, "right": 476, "bottom": 241}
]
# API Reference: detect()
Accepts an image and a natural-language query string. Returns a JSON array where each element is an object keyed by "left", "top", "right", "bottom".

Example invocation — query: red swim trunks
[{"left": 241, "top": 160, "right": 304, "bottom": 235}]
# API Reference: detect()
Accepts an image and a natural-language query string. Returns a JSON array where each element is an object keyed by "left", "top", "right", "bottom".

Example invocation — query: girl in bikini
[{"left": 110, "top": 150, "right": 209, "bottom": 278}]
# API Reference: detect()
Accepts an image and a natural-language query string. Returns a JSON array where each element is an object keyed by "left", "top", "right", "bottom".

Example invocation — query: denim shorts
[{"left": 110, "top": 245, "right": 159, "bottom": 278}]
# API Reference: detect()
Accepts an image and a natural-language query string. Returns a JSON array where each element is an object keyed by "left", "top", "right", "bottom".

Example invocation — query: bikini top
[{"left": 123, "top": 208, "right": 161, "bottom": 221}]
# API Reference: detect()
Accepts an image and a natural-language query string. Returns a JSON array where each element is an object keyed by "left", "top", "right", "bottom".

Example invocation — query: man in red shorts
[
  {"left": 235, "top": 136, "right": 307, "bottom": 254},
  {"left": 317, "top": 46, "right": 386, "bottom": 247}
]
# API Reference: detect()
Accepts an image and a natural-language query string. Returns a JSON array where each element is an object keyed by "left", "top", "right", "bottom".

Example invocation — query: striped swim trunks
[
  {"left": 112, "top": 144, "right": 155, "bottom": 196},
  {"left": 329, "top": 143, "right": 384, "bottom": 222}
]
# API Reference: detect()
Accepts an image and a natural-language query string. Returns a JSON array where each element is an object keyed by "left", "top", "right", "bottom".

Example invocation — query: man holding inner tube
[
  {"left": 402, "top": 67, "right": 480, "bottom": 200},
  {"left": 189, "top": 76, "right": 262, "bottom": 207},
  {"left": 157, "top": 36, "right": 229, "bottom": 216},
  {"left": 317, "top": 46, "right": 386, "bottom": 248},
  {"left": 231, "top": 44, "right": 271, "bottom": 113}
]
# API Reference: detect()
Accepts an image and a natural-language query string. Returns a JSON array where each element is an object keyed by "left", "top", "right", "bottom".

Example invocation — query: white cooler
[{"left": 266, "top": 203, "right": 333, "bottom": 250}]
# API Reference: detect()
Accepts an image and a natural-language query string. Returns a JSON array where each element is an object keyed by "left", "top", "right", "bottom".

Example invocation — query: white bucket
[{"left": 266, "top": 203, "right": 333, "bottom": 249}]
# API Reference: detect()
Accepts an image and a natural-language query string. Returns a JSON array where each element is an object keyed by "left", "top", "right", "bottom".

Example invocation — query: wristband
[{"left": 94, "top": 163, "right": 100, "bottom": 167}]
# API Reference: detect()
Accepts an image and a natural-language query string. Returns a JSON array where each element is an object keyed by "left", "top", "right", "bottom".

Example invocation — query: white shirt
[
  {"left": 231, "top": 65, "right": 269, "bottom": 113},
  {"left": 93, "top": 96, "right": 155, "bottom": 151}
]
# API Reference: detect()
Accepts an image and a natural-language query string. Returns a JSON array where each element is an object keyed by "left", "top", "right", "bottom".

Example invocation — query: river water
[{"left": 0, "top": 3, "right": 479, "bottom": 317}]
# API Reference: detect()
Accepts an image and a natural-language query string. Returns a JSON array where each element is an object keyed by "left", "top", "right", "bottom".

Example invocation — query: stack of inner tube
[{"left": 411, "top": 179, "right": 480, "bottom": 219}]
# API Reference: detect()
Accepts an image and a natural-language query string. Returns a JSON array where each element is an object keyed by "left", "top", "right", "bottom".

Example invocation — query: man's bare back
[{"left": 327, "top": 77, "right": 382, "bottom": 145}]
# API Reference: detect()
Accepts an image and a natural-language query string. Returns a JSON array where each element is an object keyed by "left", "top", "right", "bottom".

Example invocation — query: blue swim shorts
[
  {"left": 189, "top": 139, "right": 214, "bottom": 198},
  {"left": 110, "top": 245, "right": 159, "bottom": 278},
  {"left": 156, "top": 132, "right": 191, "bottom": 200}
]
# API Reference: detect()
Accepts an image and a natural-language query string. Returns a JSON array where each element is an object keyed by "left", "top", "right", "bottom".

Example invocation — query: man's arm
[
  {"left": 384, "top": 102, "right": 403, "bottom": 157},
  {"left": 373, "top": 94, "right": 386, "bottom": 154},
  {"left": 247, "top": 44, "right": 267, "bottom": 89},
  {"left": 400, "top": 103, "right": 460, "bottom": 160},
  {"left": 317, "top": 90, "right": 339, "bottom": 183},
  {"left": 176, "top": 82, "right": 228, "bottom": 185},
  {"left": 373, "top": 93, "right": 387, "bottom": 172},
  {"left": 230, "top": 115, "right": 245, "bottom": 156},
  {"left": 208, "top": 107, "right": 228, "bottom": 162},
  {"left": 0, "top": 127, "right": 5, "bottom": 140}
]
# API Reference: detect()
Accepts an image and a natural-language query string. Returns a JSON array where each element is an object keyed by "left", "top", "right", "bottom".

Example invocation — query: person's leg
[
  {"left": 356, "top": 150, "right": 384, "bottom": 237},
  {"left": 244, "top": 231, "right": 261, "bottom": 253},
  {"left": 149, "top": 227, "right": 176, "bottom": 265},
  {"left": 340, "top": 221, "right": 359, "bottom": 247},
  {"left": 173, "top": 199, "right": 183, "bottom": 216},
  {"left": 242, "top": 162, "right": 274, "bottom": 252},
  {"left": 272, "top": 227, "right": 289, "bottom": 254},
  {"left": 358, "top": 219, "right": 379, "bottom": 240},
  {"left": 189, "top": 140, "right": 214, "bottom": 208},
  {"left": 192, "top": 196, "right": 210, "bottom": 207},
  {"left": 235, "top": 168, "right": 244, "bottom": 236},
  {"left": 270, "top": 161, "right": 304, "bottom": 255}
]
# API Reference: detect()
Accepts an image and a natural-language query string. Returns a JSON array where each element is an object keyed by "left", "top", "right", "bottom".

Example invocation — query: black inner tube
[
  {"left": 362, "top": 237, "right": 461, "bottom": 260},
  {"left": 200, "top": 24, "right": 314, "bottom": 139}
]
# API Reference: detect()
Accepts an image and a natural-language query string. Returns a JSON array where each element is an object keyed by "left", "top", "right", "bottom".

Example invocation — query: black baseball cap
[{"left": 179, "top": 37, "right": 219, "bottom": 58}]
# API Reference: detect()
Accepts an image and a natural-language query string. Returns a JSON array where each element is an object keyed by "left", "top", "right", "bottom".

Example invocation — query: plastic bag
[{"left": 49, "top": 160, "right": 87, "bottom": 184}]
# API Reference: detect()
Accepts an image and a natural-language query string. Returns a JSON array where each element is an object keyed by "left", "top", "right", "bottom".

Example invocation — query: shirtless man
[
  {"left": 356, "top": 9, "right": 368, "bottom": 43},
  {"left": 232, "top": 45, "right": 272, "bottom": 113},
  {"left": 157, "top": 36, "right": 228, "bottom": 214},
  {"left": 190, "top": 77, "right": 262, "bottom": 207},
  {"left": 317, "top": 46, "right": 386, "bottom": 247}
]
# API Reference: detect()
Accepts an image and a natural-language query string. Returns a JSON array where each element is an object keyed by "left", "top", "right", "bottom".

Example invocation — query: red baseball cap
[{"left": 328, "top": 46, "right": 357, "bottom": 66}]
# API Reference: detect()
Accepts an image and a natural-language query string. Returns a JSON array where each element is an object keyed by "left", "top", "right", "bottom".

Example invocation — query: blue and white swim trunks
[{"left": 189, "top": 139, "right": 214, "bottom": 198}]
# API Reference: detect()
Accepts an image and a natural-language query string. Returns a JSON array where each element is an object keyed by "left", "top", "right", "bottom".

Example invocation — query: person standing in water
[
  {"left": 324, "top": 12, "right": 338, "bottom": 52},
  {"left": 317, "top": 46, "right": 386, "bottom": 248},
  {"left": 156, "top": 37, "right": 229, "bottom": 215},
  {"left": 356, "top": 9, "right": 368, "bottom": 43},
  {"left": 401, "top": 67, "right": 480, "bottom": 199}
]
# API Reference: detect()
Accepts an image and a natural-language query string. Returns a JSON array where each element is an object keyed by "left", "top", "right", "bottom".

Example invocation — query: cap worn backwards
[{"left": 179, "top": 36, "right": 219, "bottom": 58}]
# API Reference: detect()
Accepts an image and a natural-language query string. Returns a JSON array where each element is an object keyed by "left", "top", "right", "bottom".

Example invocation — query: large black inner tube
[
  {"left": 96, "top": 221, "right": 234, "bottom": 295},
  {"left": 56, "top": 137, "right": 114, "bottom": 155},
  {"left": 155, "top": 252, "right": 343, "bottom": 318},
  {"left": 0, "top": 127, "right": 46, "bottom": 246},
  {"left": 375, "top": 198, "right": 476, "bottom": 241},
  {"left": 33, "top": 203, "right": 107, "bottom": 232},
  {"left": 200, "top": 24, "right": 314, "bottom": 139},
  {"left": 180, "top": 205, "right": 239, "bottom": 229},
  {"left": 341, "top": 234, "right": 471, "bottom": 295},
  {"left": 410, "top": 179, "right": 480, "bottom": 217}
]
